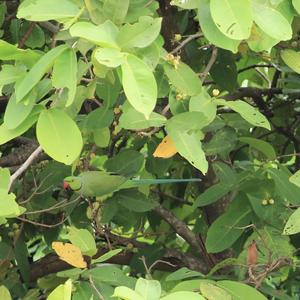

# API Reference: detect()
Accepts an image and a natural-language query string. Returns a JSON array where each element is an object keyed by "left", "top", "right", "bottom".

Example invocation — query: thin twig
[
  {"left": 89, "top": 275, "right": 105, "bottom": 300},
  {"left": 17, "top": 214, "right": 67, "bottom": 228},
  {"left": 18, "top": 23, "right": 35, "bottom": 48},
  {"left": 200, "top": 47, "right": 218, "bottom": 82},
  {"left": 9, "top": 146, "right": 43, "bottom": 191},
  {"left": 171, "top": 33, "right": 203, "bottom": 54}
]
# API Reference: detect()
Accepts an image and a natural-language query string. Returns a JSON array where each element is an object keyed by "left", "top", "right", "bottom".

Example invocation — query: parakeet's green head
[{"left": 63, "top": 176, "right": 82, "bottom": 191}]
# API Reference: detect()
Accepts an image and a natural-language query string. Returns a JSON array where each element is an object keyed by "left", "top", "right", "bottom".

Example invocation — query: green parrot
[{"left": 63, "top": 171, "right": 201, "bottom": 197}]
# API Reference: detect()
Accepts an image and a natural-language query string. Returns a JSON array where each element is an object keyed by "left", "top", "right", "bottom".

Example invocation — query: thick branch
[{"left": 154, "top": 204, "right": 204, "bottom": 255}]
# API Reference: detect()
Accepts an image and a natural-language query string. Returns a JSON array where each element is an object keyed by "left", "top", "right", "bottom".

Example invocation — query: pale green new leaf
[
  {"left": 94, "top": 48, "right": 125, "bottom": 68},
  {"left": 293, "top": 0, "right": 300, "bottom": 15},
  {"left": 36, "top": 109, "right": 83, "bottom": 165},
  {"left": 200, "top": 282, "right": 232, "bottom": 300},
  {"left": 0, "top": 286, "right": 11, "bottom": 300},
  {"left": 121, "top": 54, "right": 157, "bottom": 118},
  {"left": 15, "top": 44, "right": 68, "bottom": 102},
  {"left": 281, "top": 49, "right": 300, "bottom": 74},
  {"left": 164, "top": 62, "right": 202, "bottom": 96},
  {"left": 171, "top": 0, "right": 201, "bottom": 9},
  {"left": 68, "top": 227, "right": 97, "bottom": 257},
  {"left": 283, "top": 208, "right": 300, "bottom": 235},
  {"left": 0, "top": 193, "right": 21, "bottom": 218},
  {"left": 198, "top": 0, "right": 240, "bottom": 53},
  {"left": 70, "top": 21, "right": 119, "bottom": 48},
  {"left": 210, "top": 0, "right": 253, "bottom": 40},
  {"left": 215, "top": 99, "right": 271, "bottom": 130},
  {"left": 252, "top": 0, "right": 292, "bottom": 41},
  {"left": 17, "top": 0, "right": 81, "bottom": 21},
  {"left": 135, "top": 278, "right": 161, "bottom": 300},
  {"left": 290, "top": 170, "right": 300, "bottom": 188},
  {"left": 216, "top": 281, "right": 267, "bottom": 300},
  {"left": 52, "top": 48, "right": 77, "bottom": 106},
  {"left": 161, "top": 291, "right": 205, "bottom": 300},
  {"left": 47, "top": 279, "right": 72, "bottom": 300},
  {"left": 113, "top": 287, "right": 144, "bottom": 300},
  {"left": 117, "top": 16, "right": 162, "bottom": 50}
]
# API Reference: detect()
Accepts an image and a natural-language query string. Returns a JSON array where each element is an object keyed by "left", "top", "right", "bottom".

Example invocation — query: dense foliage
[{"left": 1, "top": 0, "right": 300, "bottom": 299}]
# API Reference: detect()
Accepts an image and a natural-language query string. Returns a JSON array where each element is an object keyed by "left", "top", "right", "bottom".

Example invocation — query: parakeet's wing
[{"left": 79, "top": 171, "right": 127, "bottom": 197}]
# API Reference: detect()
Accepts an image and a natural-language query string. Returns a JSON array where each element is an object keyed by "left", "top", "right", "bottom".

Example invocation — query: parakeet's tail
[{"left": 130, "top": 178, "right": 201, "bottom": 185}]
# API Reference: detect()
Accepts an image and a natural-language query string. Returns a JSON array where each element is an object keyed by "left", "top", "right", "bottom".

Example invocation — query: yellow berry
[
  {"left": 174, "top": 34, "right": 182, "bottom": 41},
  {"left": 212, "top": 89, "right": 220, "bottom": 97},
  {"left": 268, "top": 199, "right": 275, "bottom": 205},
  {"left": 262, "top": 199, "right": 268, "bottom": 206},
  {"left": 114, "top": 107, "right": 121, "bottom": 114}
]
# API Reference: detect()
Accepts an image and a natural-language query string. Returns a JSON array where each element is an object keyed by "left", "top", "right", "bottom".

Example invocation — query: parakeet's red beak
[{"left": 63, "top": 181, "right": 70, "bottom": 190}]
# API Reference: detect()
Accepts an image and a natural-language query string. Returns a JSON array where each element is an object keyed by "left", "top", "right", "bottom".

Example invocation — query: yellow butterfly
[
  {"left": 52, "top": 242, "right": 87, "bottom": 269},
  {"left": 153, "top": 135, "right": 177, "bottom": 158}
]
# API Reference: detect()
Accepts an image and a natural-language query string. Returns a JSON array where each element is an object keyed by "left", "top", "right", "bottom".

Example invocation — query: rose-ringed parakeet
[{"left": 63, "top": 171, "right": 201, "bottom": 197}]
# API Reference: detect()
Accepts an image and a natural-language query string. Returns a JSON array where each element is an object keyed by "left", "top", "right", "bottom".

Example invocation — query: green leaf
[
  {"left": 121, "top": 54, "right": 157, "bottom": 118},
  {"left": 91, "top": 249, "right": 122, "bottom": 264},
  {"left": 0, "top": 65, "right": 26, "bottom": 87},
  {"left": 103, "top": 0, "right": 129, "bottom": 25},
  {"left": 215, "top": 99, "right": 271, "bottom": 130},
  {"left": 205, "top": 196, "right": 252, "bottom": 253},
  {"left": 113, "top": 287, "right": 144, "bottom": 300},
  {"left": 161, "top": 291, "right": 205, "bottom": 300},
  {"left": 239, "top": 137, "right": 276, "bottom": 160},
  {"left": 169, "top": 131, "right": 208, "bottom": 174},
  {"left": 68, "top": 227, "right": 97, "bottom": 256},
  {"left": 36, "top": 109, "right": 83, "bottom": 165},
  {"left": 17, "top": 0, "right": 81, "bottom": 21},
  {"left": 251, "top": 0, "right": 292, "bottom": 41},
  {"left": 0, "top": 40, "right": 41, "bottom": 67},
  {"left": 283, "top": 207, "right": 300, "bottom": 235},
  {"left": 268, "top": 168, "right": 300, "bottom": 205},
  {"left": 52, "top": 48, "right": 77, "bottom": 107},
  {"left": 47, "top": 279, "right": 72, "bottom": 300},
  {"left": 189, "top": 90, "right": 217, "bottom": 124},
  {"left": 135, "top": 278, "right": 161, "bottom": 300},
  {"left": 166, "top": 268, "right": 204, "bottom": 281},
  {"left": 290, "top": 170, "right": 300, "bottom": 188},
  {"left": 200, "top": 282, "right": 232, "bottom": 300},
  {"left": 94, "top": 48, "right": 125, "bottom": 68},
  {"left": 281, "top": 49, "right": 300, "bottom": 74},
  {"left": 15, "top": 44, "right": 68, "bottom": 102},
  {"left": 210, "top": 0, "right": 253, "bottom": 40},
  {"left": 104, "top": 150, "right": 144, "bottom": 177},
  {"left": 193, "top": 183, "right": 233, "bottom": 207},
  {"left": 84, "top": 106, "right": 114, "bottom": 130},
  {"left": 0, "top": 193, "right": 21, "bottom": 218},
  {"left": 117, "top": 16, "right": 162, "bottom": 50},
  {"left": 4, "top": 93, "right": 35, "bottom": 130},
  {"left": 216, "top": 281, "right": 267, "bottom": 300},
  {"left": 0, "top": 286, "right": 11, "bottom": 300},
  {"left": 113, "top": 189, "right": 158, "bottom": 212},
  {"left": 70, "top": 21, "right": 119, "bottom": 48},
  {"left": 0, "top": 168, "right": 10, "bottom": 193},
  {"left": 164, "top": 62, "right": 202, "bottom": 96},
  {"left": 293, "top": 0, "right": 300, "bottom": 14},
  {"left": 198, "top": 0, "right": 240, "bottom": 53},
  {"left": 0, "top": 108, "right": 40, "bottom": 145},
  {"left": 119, "top": 108, "right": 166, "bottom": 130}
]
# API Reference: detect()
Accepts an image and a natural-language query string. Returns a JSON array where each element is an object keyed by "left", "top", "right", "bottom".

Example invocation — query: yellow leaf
[
  {"left": 153, "top": 135, "right": 177, "bottom": 158},
  {"left": 52, "top": 242, "right": 87, "bottom": 269}
]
